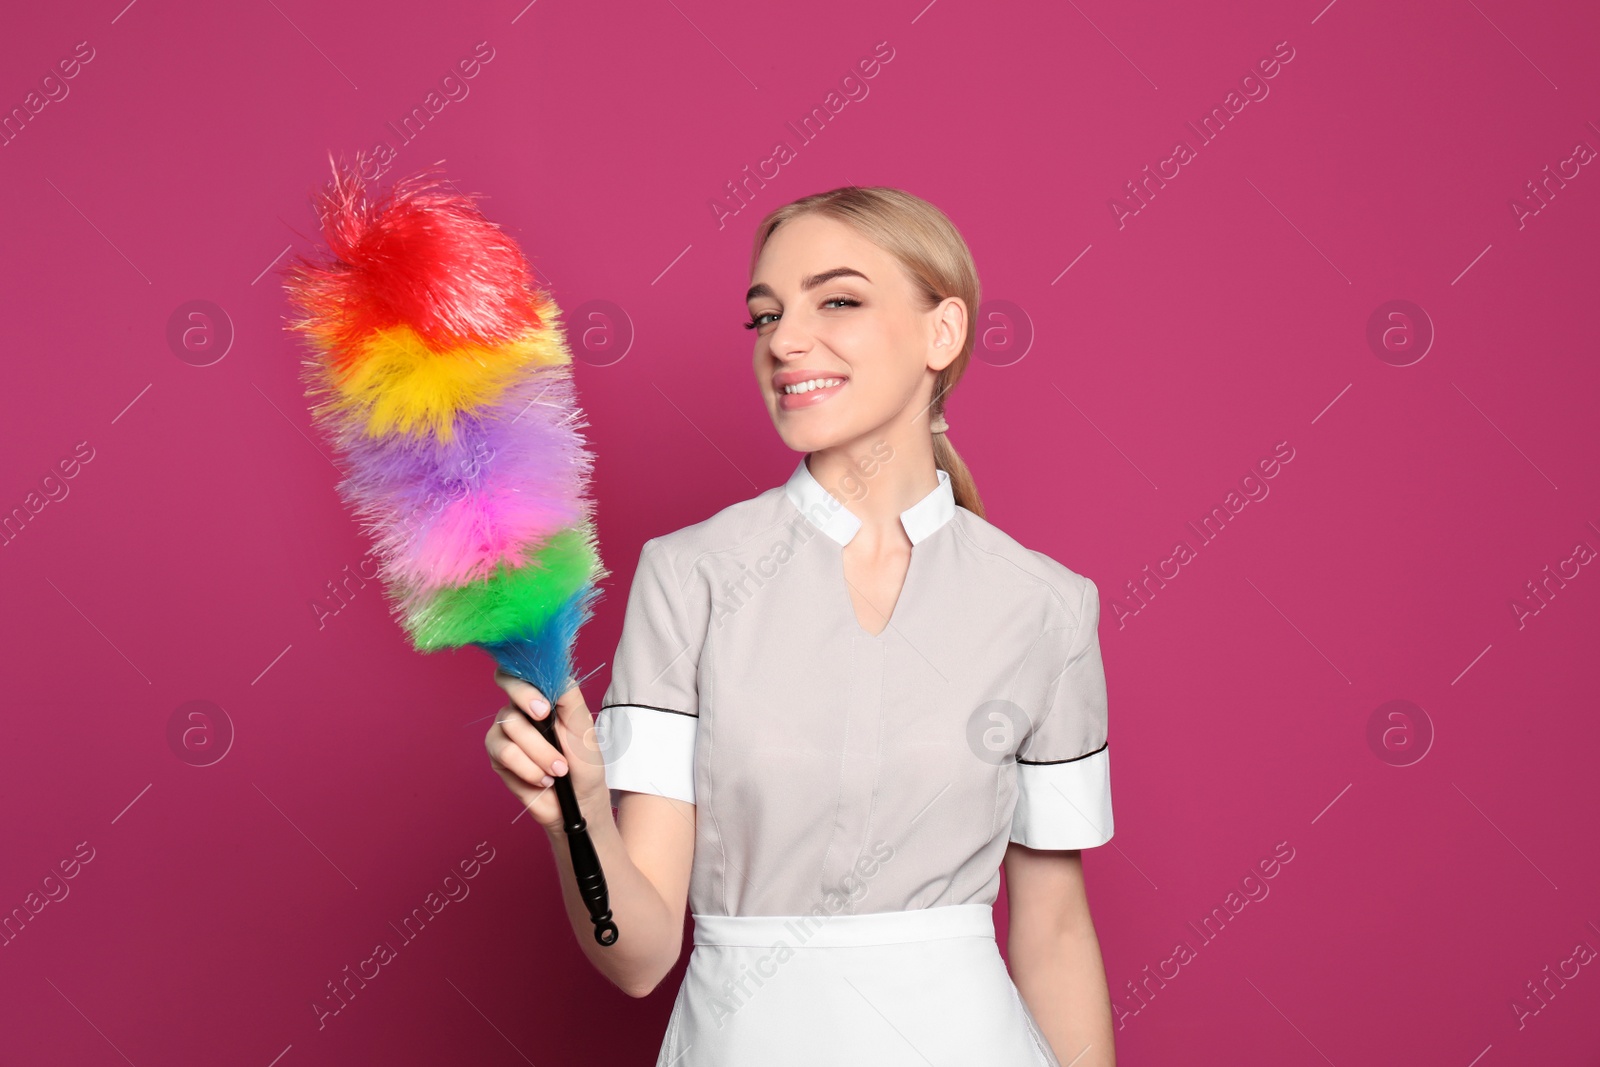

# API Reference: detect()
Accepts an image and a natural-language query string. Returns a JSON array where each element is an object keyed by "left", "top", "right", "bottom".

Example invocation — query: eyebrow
[{"left": 746, "top": 267, "right": 871, "bottom": 304}]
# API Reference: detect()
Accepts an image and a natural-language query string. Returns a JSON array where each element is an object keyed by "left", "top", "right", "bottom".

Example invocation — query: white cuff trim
[
  {"left": 1009, "top": 744, "right": 1113, "bottom": 849},
  {"left": 596, "top": 704, "right": 697, "bottom": 806}
]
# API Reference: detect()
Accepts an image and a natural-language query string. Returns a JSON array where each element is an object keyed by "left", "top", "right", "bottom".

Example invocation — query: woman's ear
[{"left": 928, "top": 296, "right": 965, "bottom": 371}]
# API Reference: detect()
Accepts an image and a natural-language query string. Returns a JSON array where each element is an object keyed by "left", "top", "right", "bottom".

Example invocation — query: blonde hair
[{"left": 748, "top": 186, "right": 985, "bottom": 519}]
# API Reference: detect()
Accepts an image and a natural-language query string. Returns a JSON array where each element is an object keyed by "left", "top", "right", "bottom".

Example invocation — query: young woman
[{"left": 486, "top": 186, "right": 1117, "bottom": 1066}]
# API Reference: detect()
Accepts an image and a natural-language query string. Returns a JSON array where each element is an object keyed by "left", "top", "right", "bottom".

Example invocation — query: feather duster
[{"left": 280, "top": 158, "right": 606, "bottom": 704}]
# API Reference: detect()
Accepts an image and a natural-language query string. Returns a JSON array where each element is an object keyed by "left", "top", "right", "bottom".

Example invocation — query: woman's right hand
[{"left": 485, "top": 670, "right": 610, "bottom": 833}]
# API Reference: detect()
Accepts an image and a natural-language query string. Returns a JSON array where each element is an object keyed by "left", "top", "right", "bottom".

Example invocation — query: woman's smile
[{"left": 775, "top": 371, "right": 849, "bottom": 411}]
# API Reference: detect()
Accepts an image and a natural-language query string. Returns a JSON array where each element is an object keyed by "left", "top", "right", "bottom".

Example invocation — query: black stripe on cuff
[
  {"left": 1016, "top": 740, "right": 1108, "bottom": 766},
  {"left": 597, "top": 702, "right": 699, "bottom": 719}
]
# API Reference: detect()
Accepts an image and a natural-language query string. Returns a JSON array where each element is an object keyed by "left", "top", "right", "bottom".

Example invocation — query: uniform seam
[
  {"left": 816, "top": 634, "right": 855, "bottom": 910},
  {"left": 654, "top": 492, "right": 837, "bottom": 918},
  {"left": 640, "top": 537, "right": 701, "bottom": 706},
  {"left": 949, "top": 521, "right": 1091, "bottom": 762},
  {"left": 949, "top": 521, "right": 1084, "bottom": 628},
  {"left": 990, "top": 742, "right": 1005, "bottom": 868},
  {"left": 1035, "top": 625, "right": 1079, "bottom": 723},
  {"left": 1012, "top": 625, "right": 1073, "bottom": 760},
  {"left": 652, "top": 536, "right": 722, "bottom": 912},
  {"left": 1022, "top": 579, "right": 1102, "bottom": 764},
  {"left": 863, "top": 636, "right": 888, "bottom": 914},
  {"left": 705, "top": 584, "right": 726, "bottom": 915},
  {"left": 999, "top": 622, "right": 1063, "bottom": 710},
  {"left": 669, "top": 502, "right": 809, "bottom": 585}
]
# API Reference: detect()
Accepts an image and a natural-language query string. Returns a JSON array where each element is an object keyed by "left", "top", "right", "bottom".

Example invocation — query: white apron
[{"left": 655, "top": 904, "right": 1063, "bottom": 1066}]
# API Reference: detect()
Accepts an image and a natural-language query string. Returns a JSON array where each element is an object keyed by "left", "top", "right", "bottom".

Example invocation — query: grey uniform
[{"left": 596, "top": 455, "right": 1113, "bottom": 1064}]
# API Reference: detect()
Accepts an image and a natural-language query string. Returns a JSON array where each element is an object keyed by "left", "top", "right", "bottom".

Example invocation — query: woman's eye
[{"left": 743, "top": 298, "right": 858, "bottom": 330}]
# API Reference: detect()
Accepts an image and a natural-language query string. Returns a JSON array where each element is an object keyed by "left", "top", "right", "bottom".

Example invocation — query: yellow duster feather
[{"left": 313, "top": 319, "right": 574, "bottom": 442}]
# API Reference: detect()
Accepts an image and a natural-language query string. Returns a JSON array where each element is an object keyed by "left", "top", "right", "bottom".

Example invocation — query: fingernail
[
  {"left": 532, "top": 702, "right": 549, "bottom": 718},
  {"left": 552, "top": 759, "right": 568, "bottom": 776},
  {"left": 539, "top": 775, "right": 554, "bottom": 787}
]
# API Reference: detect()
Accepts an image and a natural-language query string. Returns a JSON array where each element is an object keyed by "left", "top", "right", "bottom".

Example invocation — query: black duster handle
[{"left": 522, "top": 705, "right": 618, "bottom": 946}]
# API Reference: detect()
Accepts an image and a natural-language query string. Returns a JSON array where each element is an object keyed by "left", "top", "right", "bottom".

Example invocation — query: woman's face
[{"left": 745, "top": 213, "right": 962, "bottom": 454}]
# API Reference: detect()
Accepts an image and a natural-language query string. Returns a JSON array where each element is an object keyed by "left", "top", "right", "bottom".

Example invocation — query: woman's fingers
[
  {"left": 550, "top": 686, "right": 605, "bottom": 770},
  {"left": 494, "top": 674, "right": 595, "bottom": 756},
  {"left": 488, "top": 671, "right": 605, "bottom": 782},
  {"left": 493, "top": 668, "right": 552, "bottom": 719},
  {"left": 485, "top": 715, "right": 546, "bottom": 788},
  {"left": 495, "top": 704, "right": 571, "bottom": 779},
  {"left": 493, "top": 745, "right": 555, "bottom": 792},
  {"left": 484, "top": 677, "right": 594, "bottom": 833}
]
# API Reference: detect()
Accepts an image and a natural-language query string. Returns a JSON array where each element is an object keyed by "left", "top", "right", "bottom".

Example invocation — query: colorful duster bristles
[{"left": 280, "top": 159, "right": 606, "bottom": 702}]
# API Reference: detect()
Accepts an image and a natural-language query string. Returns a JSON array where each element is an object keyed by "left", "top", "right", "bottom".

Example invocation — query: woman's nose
[{"left": 768, "top": 316, "right": 811, "bottom": 360}]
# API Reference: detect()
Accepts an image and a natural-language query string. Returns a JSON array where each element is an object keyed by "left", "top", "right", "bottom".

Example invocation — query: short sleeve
[
  {"left": 1009, "top": 576, "right": 1114, "bottom": 850},
  {"left": 596, "top": 537, "right": 706, "bottom": 807}
]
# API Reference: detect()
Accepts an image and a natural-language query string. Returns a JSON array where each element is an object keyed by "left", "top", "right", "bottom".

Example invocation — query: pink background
[{"left": 3, "top": 0, "right": 1597, "bottom": 1063}]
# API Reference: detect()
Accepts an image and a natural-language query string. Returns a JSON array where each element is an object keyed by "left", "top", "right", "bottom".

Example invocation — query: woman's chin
[{"left": 774, "top": 421, "right": 844, "bottom": 454}]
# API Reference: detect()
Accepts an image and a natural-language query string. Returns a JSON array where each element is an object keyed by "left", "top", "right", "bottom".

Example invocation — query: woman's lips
[{"left": 777, "top": 378, "right": 847, "bottom": 411}]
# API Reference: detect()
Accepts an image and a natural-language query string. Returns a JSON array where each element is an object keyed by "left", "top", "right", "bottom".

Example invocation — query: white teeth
[{"left": 782, "top": 377, "right": 844, "bottom": 395}]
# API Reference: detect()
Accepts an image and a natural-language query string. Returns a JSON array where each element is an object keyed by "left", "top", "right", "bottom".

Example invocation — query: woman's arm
[
  {"left": 1004, "top": 842, "right": 1116, "bottom": 1066},
  {"left": 489, "top": 674, "right": 695, "bottom": 998},
  {"left": 542, "top": 789, "right": 696, "bottom": 998}
]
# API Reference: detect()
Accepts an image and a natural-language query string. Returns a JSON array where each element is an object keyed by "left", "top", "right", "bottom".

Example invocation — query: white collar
[{"left": 783, "top": 456, "right": 957, "bottom": 547}]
